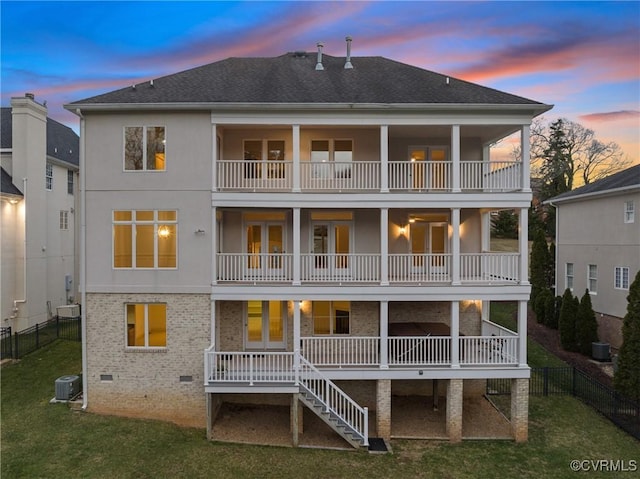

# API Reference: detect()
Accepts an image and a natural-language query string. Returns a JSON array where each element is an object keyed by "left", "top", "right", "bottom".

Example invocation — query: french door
[
  {"left": 246, "top": 223, "right": 285, "bottom": 278},
  {"left": 408, "top": 146, "right": 449, "bottom": 190},
  {"left": 245, "top": 300, "right": 286, "bottom": 350},
  {"left": 410, "top": 222, "right": 448, "bottom": 272},
  {"left": 312, "top": 222, "right": 351, "bottom": 277}
]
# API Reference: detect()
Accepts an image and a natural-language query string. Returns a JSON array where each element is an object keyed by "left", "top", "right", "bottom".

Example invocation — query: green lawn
[{"left": 2, "top": 340, "right": 638, "bottom": 479}]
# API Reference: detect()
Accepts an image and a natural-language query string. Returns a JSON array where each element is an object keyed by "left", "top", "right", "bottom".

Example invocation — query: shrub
[
  {"left": 559, "top": 288, "right": 578, "bottom": 351},
  {"left": 614, "top": 270, "right": 640, "bottom": 401}
]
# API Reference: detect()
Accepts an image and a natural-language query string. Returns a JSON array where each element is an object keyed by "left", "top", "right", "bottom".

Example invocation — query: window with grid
[
  {"left": 614, "top": 267, "right": 630, "bottom": 290},
  {"left": 124, "top": 126, "right": 166, "bottom": 171},
  {"left": 312, "top": 301, "right": 350, "bottom": 335},
  {"left": 566, "top": 263, "right": 574, "bottom": 290},
  {"left": 59, "top": 210, "right": 68, "bottom": 230},
  {"left": 113, "top": 210, "right": 177, "bottom": 268},
  {"left": 588, "top": 264, "right": 597, "bottom": 293},
  {"left": 126, "top": 303, "right": 166, "bottom": 348},
  {"left": 67, "top": 170, "right": 74, "bottom": 194},
  {"left": 624, "top": 200, "right": 635, "bottom": 223},
  {"left": 46, "top": 163, "right": 53, "bottom": 190}
]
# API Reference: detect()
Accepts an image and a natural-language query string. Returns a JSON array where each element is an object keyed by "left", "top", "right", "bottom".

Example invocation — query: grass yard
[{"left": 2, "top": 340, "right": 638, "bottom": 479}]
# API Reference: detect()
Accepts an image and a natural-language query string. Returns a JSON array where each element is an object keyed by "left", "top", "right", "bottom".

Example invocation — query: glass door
[
  {"left": 246, "top": 300, "right": 285, "bottom": 350},
  {"left": 246, "top": 223, "right": 284, "bottom": 279},
  {"left": 410, "top": 222, "right": 427, "bottom": 272},
  {"left": 430, "top": 223, "right": 448, "bottom": 271},
  {"left": 313, "top": 222, "right": 351, "bottom": 278}
]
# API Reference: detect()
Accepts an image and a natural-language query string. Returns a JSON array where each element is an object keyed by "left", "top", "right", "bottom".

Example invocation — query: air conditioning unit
[
  {"left": 592, "top": 342, "right": 611, "bottom": 362},
  {"left": 57, "top": 305, "right": 80, "bottom": 318},
  {"left": 55, "top": 375, "right": 81, "bottom": 400}
]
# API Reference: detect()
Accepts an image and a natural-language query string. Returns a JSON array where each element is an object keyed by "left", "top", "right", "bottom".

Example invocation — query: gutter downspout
[
  {"left": 76, "top": 109, "right": 88, "bottom": 411},
  {"left": 11, "top": 178, "right": 28, "bottom": 319}
]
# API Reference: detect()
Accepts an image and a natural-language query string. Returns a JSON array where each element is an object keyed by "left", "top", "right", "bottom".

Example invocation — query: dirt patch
[{"left": 526, "top": 307, "right": 614, "bottom": 387}]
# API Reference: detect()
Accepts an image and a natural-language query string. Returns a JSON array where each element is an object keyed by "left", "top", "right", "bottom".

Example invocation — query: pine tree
[
  {"left": 559, "top": 288, "right": 578, "bottom": 351},
  {"left": 576, "top": 289, "right": 599, "bottom": 356},
  {"left": 614, "top": 271, "right": 640, "bottom": 401},
  {"left": 544, "top": 292, "right": 556, "bottom": 328},
  {"left": 530, "top": 228, "right": 550, "bottom": 304},
  {"left": 491, "top": 210, "right": 518, "bottom": 239}
]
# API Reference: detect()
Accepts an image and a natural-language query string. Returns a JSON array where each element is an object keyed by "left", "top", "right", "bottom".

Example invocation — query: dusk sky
[{"left": 1, "top": 1, "right": 639, "bottom": 164}]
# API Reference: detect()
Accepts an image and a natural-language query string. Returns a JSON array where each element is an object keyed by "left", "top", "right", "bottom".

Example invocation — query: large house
[
  {"left": 547, "top": 164, "right": 640, "bottom": 349},
  {"left": 1, "top": 95, "right": 79, "bottom": 331},
  {"left": 66, "top": 42, "right": 551, "bottom": 448}
]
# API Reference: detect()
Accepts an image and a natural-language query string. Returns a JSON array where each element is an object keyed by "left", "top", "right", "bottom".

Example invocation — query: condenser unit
[
  {"left": 57, "top": 305, "right": 80, "bottom": 318},
  {"left": 55, "top": 375, "right": 81, "bottom": 401}
]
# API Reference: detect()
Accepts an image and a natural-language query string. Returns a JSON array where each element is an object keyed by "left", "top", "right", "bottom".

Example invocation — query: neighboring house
[
  {"left": 66, "top": 43, "right": 551, "bottom": 447},
  {"left": 1, "top": 94, "right": 80, "bottom": 331},
  {"left": 547, "top": 164, "right": 640, "bottom": 349}
]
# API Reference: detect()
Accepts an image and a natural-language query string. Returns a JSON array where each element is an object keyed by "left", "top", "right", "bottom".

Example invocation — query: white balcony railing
[
  {"left": 388, "top": 336, "right": 451, "bottom": 365},
  {"left": 300, "top": 161, "right": 380, "bottom": 191},
  {"left": 301, "top": 337, "right": 380, "bottom": 366},
  {"left": 217, "top": 253, "right": 293, "bottom": 282},
  {"left": 459, "top": 336, "right": 518, "bottom": 365},
  {"left": 460, "top": 253, "right": 519, "bottom": 283},
  {"left": 460, "top": 161, "right": 521, "bottom": 191},
  {"left": 300, "top": 254, "right": 380, "bottom": 283},
  {"left": 218, "top": 160, "right": 293, "bottom": 191},
  {"left": 216, "top": 160, "right": 522, "bottom": 192},
  {"left": 216, "top": 253, "right": 519, "bottom": 284},
  {"left": 388, "top": 254, "right": 451, "bottom": 283},
  {"left": 388, "top": 161, "right": 452, "bottom": 191},
  {"left": 205, "top": 350, "right": 295, "bottom": 384}
]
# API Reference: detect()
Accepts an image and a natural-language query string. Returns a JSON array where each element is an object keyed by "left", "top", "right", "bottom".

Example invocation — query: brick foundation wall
[
  {"left": 446, "top": 379, "right": 463, "bottom": 442},
  {"left": 86, "top": 293, "right": 210, "bottom": 428},
  {"left": 595, "top": 312, "right": 623, "bottom": 350},
  {"left": 510, "top": 378, "right": 529, "bottom": 442},
  {"left": 376, "top": 379, "right": 392, "bottom": 439}
]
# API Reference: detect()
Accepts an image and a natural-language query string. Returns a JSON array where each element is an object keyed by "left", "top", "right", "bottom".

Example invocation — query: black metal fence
[
  {"left": 487, "top": 367, "right": 640, "bottom": 440},
  {"left": 0, "top": 316, "right": 81, "bottom": 360}
]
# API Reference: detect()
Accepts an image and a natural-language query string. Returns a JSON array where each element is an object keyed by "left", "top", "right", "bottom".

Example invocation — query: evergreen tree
[
  {"left": 547, "top": 242, "right": 556, "bottom": 289},
  {"left": 559, "top": 288, "right": 578, "bottom": 351},
  {"left": 544, "top": 292, "right": 556, "bottom": 328},
  {"left": 534, "top": 290, "right": 547, "bottom": 324},
  {"left": 530, "top": 228, "right": 550, "bottom": 304},
  {"left": 576, "top": 289, "right": 599, "bottom": 356},
  {"left": 491, "top": 210, "right": 518, "bottom": 239},
  {"left": 614, "top": 271, "right": 640, "bottom": 401}
]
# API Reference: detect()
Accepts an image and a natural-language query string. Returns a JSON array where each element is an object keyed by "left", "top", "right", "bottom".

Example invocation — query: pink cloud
[{"left": 579, "top": 110, "right": 640, "bottom": 123}]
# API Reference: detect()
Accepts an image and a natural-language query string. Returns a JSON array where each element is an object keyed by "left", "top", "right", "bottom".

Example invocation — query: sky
[{"left": 1, "top": 0, "right": 639, "bottom": 164}]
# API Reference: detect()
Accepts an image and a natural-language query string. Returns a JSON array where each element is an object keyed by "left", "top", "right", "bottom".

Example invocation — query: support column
[
  {"left": 211, "top": 206, "right": 217, "bottom": 285},
  {"left": 518, "top": 300, "right": 528, "bottom": 367},
  {"left": 206, "top": 393, "right": 222, "bottom": 440},
  {"left": 294, "top": 300, "right": 301, "bottom": 384},
  {"left": 451, "top": 125, "right": 461, "bottom": 192},
  {"left": 380, "top": 125, "right": 389, "bottom": 192},
  {"left": 452, "top": 208, "right": 461, "bottom": 285},
  {"left": 293, "top": 125, "right": 301, "bottom": 192},
  {"left": 211, "top": 124, "right": 217, "bottom": 192},
  {"left": 293, "top": 207, "right": 301, "bottom": 285},
  {"left": 291, "top": 393, "right": 303, "bottom": 446},
  {"left": 511, "top": 378, "right": 529, "bottom": 442},
  {"left": 519, "top": 207, "right": 529, "bottom": 285},
  {"left": 376, "top": 379, "right": 391, "bottom": 440},
  {"left": 380, "top": 301, "right": 389, "bottom": 369},
  {"left": 446, "top": 379, "right": 463, "bottom": 442},
  {"left": 521, "top": 124, "right": 531, "bottom": 192},
  {"left": 451, "top": 301, "right": 460, "bottom": 368},
  {"left": 380, "top": 208, "right": 389, "bottom": 285}
]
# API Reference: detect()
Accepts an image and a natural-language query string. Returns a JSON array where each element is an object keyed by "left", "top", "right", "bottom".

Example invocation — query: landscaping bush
[
  {"left": 614, "top": 270, "right": 640, "bottom": 402},
  {"left": 576, "top": 289, "right": 599, "bottom": 356},
  {"left": 559, "top": 288, "right": 578, "bottom": 352}
]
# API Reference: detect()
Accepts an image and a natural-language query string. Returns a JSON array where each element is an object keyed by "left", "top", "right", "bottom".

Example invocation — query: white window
[
  {"left": 67, "top": 170, "right": 74, "bottom": 194},
  {"left": 113, "top": 210, "right": 177, "bottom": 269},
  {"left": 243, "top": 139, "right": 286, "bottom": 180},
  {"left": 124, "top": 126, "right": 165, "bottom": 171},
  {"left": 45, "top": 163, "right": 53, "bottom": 190},
  {"left": 59, "top": 211, "right": 68, "bottom": 230},
  {"left": 126, "top": 303, "right": 166, "bottom": 348},
  {"left": 566, "top": 263, "right": 574, "bottom": 290},
  {"left": 312, "top": 301, "right": 350, "bottom": 335},
  {"left": 588, "top": 264, "right": 598, "bottom": 293},
  {"left": 615, "top": 267, "right": 630, "bottom": 290},
  {"left": 310, "top": 139, "right": 352, "bottom": 179},
  {"left": 624, "top": 200, "right": 635, "bottom": 223}
]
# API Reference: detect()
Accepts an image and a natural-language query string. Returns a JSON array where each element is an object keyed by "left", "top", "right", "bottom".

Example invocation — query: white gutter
[
  {"left": 10, "top": 178, "right": 27, "bottom": 319},
  {"left": 543, "top": 185, "right": 640, "bottom": 205},
  {"left": 76, "top": 108, "right": 88, "bottom": 411}
]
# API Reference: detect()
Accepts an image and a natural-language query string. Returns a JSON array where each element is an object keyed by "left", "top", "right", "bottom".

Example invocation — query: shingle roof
[
  {"left": 549, "top": 164, "right": 640, "bottom": 203},
  {"left": 0, "top": 107, "right": 79, "bottom": 167},
  {"left": 1, "top": 167, "right": 23, "bottom": 197},
  {"left": 69, "top": 53, "right": 548, "bottom": 108}
]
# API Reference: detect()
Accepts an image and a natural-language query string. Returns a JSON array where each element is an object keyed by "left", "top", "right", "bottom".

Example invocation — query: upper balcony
[{"left": 216, "top": 159, "right": 523, "bottom": 193}]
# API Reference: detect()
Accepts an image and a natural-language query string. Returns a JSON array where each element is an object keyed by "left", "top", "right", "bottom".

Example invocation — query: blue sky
[{"left": 1, "top": 1, "right": 639, "bottom": 163}]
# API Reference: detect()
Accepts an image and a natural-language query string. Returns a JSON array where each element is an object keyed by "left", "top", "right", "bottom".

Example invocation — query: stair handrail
[{"left": 298, "top": 355, "right": 368, "bottom": 445}]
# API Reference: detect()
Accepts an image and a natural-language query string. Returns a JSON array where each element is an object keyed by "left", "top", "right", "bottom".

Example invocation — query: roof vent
[
  {"left": 315, "top": 42, "right": 324, "bottom": 71},
  {"left": 344, "top": 36, "right": 353, "bottom": 69}
]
